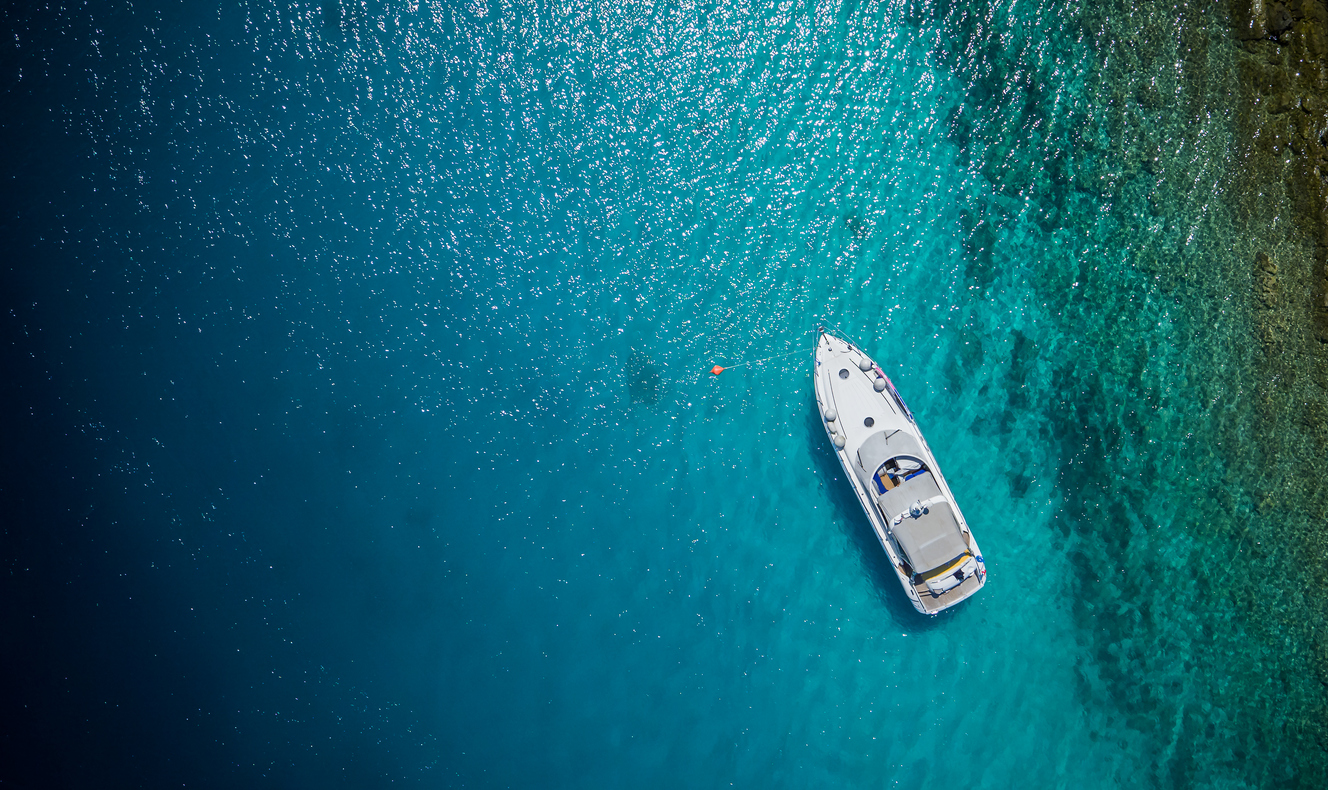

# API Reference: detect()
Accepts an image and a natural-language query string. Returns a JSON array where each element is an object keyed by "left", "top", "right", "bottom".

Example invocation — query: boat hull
[{"left": 812, "top": 329, "right": 986, "bottom": 615}]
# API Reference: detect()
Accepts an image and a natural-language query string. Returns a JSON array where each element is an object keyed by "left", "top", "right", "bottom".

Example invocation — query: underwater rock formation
[
  {"left": 1231, "top": 0, "right": 1328, "bottom": 345},
  {"left": 1225, "top": 3, "right": 1328, "bottom": 767},
  {"left": 626, "top": 349, "right": 661, "bottom": 405}
]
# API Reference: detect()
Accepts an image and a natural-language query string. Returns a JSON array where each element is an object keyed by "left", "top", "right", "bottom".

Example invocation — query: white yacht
[{"left": 813, "top": 328, "right": 986, "bottom": 614}]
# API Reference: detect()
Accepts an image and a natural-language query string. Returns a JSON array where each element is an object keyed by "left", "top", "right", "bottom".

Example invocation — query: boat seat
[{"left": 874, "top": 471, "right": 898, "bottom": 494}]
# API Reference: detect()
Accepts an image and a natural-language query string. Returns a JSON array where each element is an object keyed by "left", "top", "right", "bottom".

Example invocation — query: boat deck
[{"left": 915, "top": 572, "right": 983, "bottom": 613}]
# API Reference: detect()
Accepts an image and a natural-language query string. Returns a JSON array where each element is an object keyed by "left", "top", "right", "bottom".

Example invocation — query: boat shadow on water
[{"left": 803, "top": 407, "right": 947, "bottom": 631}]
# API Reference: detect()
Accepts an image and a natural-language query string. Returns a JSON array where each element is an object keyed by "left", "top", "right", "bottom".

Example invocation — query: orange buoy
[{"left": 710, "top": 365, "right": 725, "bottom": 376}]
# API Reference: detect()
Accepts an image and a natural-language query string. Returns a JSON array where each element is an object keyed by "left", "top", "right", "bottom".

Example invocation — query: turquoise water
[{"left": 4, "top": 0, "right": 1327, "bottom": 786}]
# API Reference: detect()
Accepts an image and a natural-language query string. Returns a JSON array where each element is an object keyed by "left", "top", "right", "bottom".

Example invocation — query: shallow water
[{"left": 4, "top": 0, "right": 1327, "bottom": 786}]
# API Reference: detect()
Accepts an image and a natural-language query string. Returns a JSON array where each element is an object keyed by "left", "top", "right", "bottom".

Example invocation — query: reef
[
  {"left": 1230, "top": 0, "right": 1328, "bottom": 347},
  {"left": 1228, "top": 0, "right": 1328, "bottom": 767},
  {"left": 1227, "top": 0, "right": 1328, "bottom": 565},
  {"left": 934, "top": 1, "right": 1328, "bottom": 781}
]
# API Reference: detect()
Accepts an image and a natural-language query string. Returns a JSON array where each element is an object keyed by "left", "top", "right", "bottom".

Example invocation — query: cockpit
[{"left": 871, "top": 455, "right": 926, "bottom": 495}]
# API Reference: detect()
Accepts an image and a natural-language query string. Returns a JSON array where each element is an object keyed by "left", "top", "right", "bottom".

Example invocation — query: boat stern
[{"left": 915, "top": 554, "right": 988, "bottom": 614}]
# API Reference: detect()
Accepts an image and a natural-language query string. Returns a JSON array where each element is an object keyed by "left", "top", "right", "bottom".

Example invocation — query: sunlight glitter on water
[{"left": 6, "top": 0, "right": 1327, "bottom": 786}]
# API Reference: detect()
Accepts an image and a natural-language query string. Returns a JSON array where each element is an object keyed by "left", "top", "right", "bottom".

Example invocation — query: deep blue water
[{"left": 4, "top": 0, "right": 1327, "bottom": 787}]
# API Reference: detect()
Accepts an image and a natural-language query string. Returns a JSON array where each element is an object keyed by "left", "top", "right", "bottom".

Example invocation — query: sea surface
[{"left": 4, "top": 0, "right": 1328, "bottom": 787}]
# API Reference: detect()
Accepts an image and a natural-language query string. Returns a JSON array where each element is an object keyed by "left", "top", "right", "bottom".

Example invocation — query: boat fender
[
  {"left": 832, "top": 433, "right": 846, "bottom": 449},
  {"left": 823, "top": 408, "right": 837, "bottom": 423},
  {"left": 873, "top": 378, "right": 886, "bottom": 392},
  {"left": 858, "top": 357, "right": 873, "bottom": 371}
]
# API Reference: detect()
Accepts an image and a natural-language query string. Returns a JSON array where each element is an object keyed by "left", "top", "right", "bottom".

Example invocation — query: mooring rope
[{"left": 709, "top": 330, "right": 818, "bottom": 375}]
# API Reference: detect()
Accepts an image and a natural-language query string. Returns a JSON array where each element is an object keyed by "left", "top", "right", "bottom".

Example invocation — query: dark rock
[
  {"left": 1232, "top": 0, "right": 1269, "bottom": 40},
  {"left": 1255, "top": 252, "right": 1281, "bottom": 309},
  {"left": 1007, "top": 471, "right": 1032, "bottom": 498},
  {"left": 1267, "top": 68, "right": 1295, "bottom": 112},
  {"left": 1135, "top": 81, "right": 1163, "bottom": 110},
  {"left": 1289, "top": 113, "right": 1320, "bottom": 157},
  {"left": 627, "top": 350, "right": 661, "bottom": 404},
  {"left": 1304, "top": 18, "right": 1328, "bottom": 60},
  {"left": 961, "top": 211, "right": 998, "bottom": 288},
  {"left": 844, "top": 213, "right": 870, "bottom": 240},
  {"left": 1269, "top": 3, "right": 1294, "bottom": 37}
]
